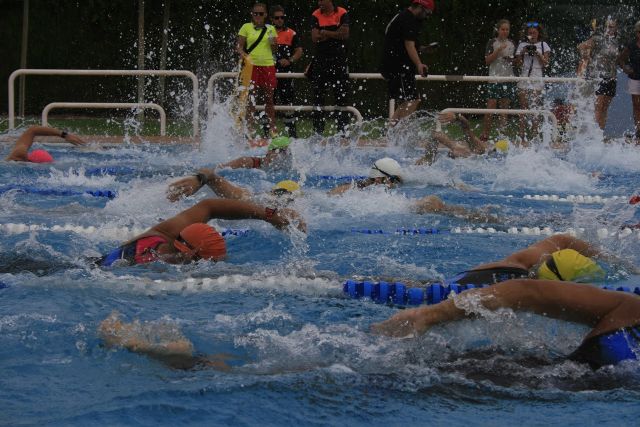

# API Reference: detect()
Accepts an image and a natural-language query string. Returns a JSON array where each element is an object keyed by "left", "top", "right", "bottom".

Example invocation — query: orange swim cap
[
  {"left": 173, "top": 223, "right": 227, "bottom": 261},
  {"left": 27, "top": 149, "right": 54, "bottom": 163}
]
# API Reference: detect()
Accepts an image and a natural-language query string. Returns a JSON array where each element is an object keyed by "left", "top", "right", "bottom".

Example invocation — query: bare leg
[
  {"left": 391, "top": 99, "right": 421, "bottom": 123},
  {"left": 632, "top": 94, "right": 640, "bottom": 144},
  {"left": 497, "top": 98, "right": 511, "bottom": 130},
  {"left": 371, "top": 279, "right": 640, "bottom": 339},
  {"left": 481, "top": 98, "right": 498, "bottom": 140},
  {"left": 518, "top": 89, "right": 529, "bottom": 143},
  {"left": 263, "top": 86, "right": 277, "bottom": 135},
  {"left": 594, "top": 95, "right": 613, "bottom": 130}
]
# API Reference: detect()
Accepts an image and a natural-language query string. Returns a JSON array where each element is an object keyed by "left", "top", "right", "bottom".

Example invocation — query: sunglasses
[
  {"left": 526, "top": 22, "right": 540, "bottom": 28},
  {"left": 273, "top": 15, "right": 286, "bottom": 20},
  {"left": 252, "top": 11, "right": 266, "bottom": 16},
  {"left": 371, "top": 163, "right": 402, "bottom": 184}
]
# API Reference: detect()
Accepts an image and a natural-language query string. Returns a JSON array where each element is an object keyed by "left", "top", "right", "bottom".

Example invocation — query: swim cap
[
  {"left": 27, "top": 149, "right": 54, "bottom": 163},
  {"left": 369, "top": 157, "right": 403, "bottom": 182},
  {"left": 412, "top": 0, "right": 435, "bottom": 11},
  {"left": 173, "top": 223, "right": 226, "bottom": 261},
  {"left": 272, "top": 180, "right": 300, "bottom": 194},
  {"left": 494, "top": 139, "right": 509, "bottom": 153},
  {"left": 537, "top": 249, "right": 605, "bottom": 282},
  {"left": 268, "top": 136, "right": 292, "bottom": 151}
]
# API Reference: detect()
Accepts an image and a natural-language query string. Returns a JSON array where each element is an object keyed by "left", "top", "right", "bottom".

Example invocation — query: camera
[{"left": 525, "top": 44, "right": 537, "bottom": 55}]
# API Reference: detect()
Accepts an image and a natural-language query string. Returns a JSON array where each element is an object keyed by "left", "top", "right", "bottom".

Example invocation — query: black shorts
[
  {"left": 387, "top": 71, "right": 419, "bottom": 103},
  {"left": 595, "top": 78, "right": 616, "bottom": 97}
]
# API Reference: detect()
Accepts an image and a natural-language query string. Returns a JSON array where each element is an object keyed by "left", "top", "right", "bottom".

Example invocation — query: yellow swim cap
[
  {"left": 271, "top": 180, "right": 300, "bottom": 194},
  {"left": 537, "top": 249, "right": 605, "bottom": 282},
  {"left": 494, "top": 139, "right": 509, "bottom": 153}
]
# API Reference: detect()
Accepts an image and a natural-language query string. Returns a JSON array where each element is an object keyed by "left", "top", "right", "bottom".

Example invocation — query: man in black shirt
[
  {"left": 381, "top": 0, "right": 435, "bottom": 124},
  {"left": 309, "top": 0, "right": 350, "bottom": 137}
]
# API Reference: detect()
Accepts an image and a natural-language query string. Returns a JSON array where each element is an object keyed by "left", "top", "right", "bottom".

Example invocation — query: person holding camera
[
  {"left": 515, "top": 22, "right": 551, "bottom": 143},
  {"left": 380, "top": 0, "right": 436, "bottom": 125},
  {"left": 480, "top": 19, "right": 516, "bottom": 141}
]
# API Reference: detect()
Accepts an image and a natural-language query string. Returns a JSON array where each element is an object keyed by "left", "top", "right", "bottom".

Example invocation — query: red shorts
[{"left": 251, "top": 65, "right": 277, "bottom": 89}]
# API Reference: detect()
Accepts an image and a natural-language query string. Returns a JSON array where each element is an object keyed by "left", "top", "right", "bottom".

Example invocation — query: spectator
[
  {"left": 380, "top": 0, "right": 435, "bottom": 125},
  {"left": 309, "top": 0, "right": 350, "bottom": 137},
  {"left": 577, "top": 18, "right": 623, "bottom": 130},
  {"left": 481, "top": 19, "right": 516, "bottom": 141},
  {"left": 270, "top": 5, "right": 303, "bottom": 138},
  {"left": 236, "top": 3, "right": 278, "bottom": 138},
  {"left": 617, "top": 20, "right": 640, "bottom": 143},
  {"left": 515, "top": 22, "right": 551, "bottom": 143}
]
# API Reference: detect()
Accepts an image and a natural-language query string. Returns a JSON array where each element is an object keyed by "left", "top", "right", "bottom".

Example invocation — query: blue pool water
[{"left": 2, "top": 119, "right": 640, "bottom": 426}]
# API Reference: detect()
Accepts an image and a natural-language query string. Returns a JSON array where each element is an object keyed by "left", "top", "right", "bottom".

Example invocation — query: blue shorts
[{"left": 569, "top": 325, "right": 640, "bottom": 369}]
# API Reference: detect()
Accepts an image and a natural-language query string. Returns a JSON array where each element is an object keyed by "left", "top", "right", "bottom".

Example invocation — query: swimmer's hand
[
  {"left": 167, "top": 176, "right": 201, "bottom": 202},
  {"left": 371, "top": 306, "right": 430, "bottom": 337},
  {"left": 65, "top": 133, "right": 87, "bottom": 146},
  {"left": 437, "top": 112, "right": 457, "bottom": 124},
  {"left": 268, "top": 207, "right": 307, "bottom": 233}
]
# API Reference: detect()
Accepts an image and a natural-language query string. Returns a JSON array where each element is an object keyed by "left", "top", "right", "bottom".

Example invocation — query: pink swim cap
[{"left": 27, "top": 149, "right": 54, "bottom": 163}]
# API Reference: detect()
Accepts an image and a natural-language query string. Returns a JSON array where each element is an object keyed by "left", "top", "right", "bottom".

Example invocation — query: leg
[
  {"left": 481, "top": 98, "right": 498, "bottom": 140},
  {"left": 392, "top": 99, "right": 421, "bottom": 122},
  {"left": 497, "top": 97, "right": 511, "bottom": 130},
  {"left": 594, "top": 94, "right": 613, "bottom": 130},
  {"left": 389, "top": 72, "right": 420, "bottom": 123},
  {"left": 277, "top": 79, "right": 297, "bottom": 138},
  {"left": 311, "top": 74, "right": 326, "bottom": 135},
  {"left": 632, "top": 94, "right": 640, "bottom": 143},
  {"left": 517, "top": 89, "right": 529, "bottom": 142},
  {"left": 263, "top": 86, "right": 277, "bottom": 136},
  {"left": 334, "top": 67, "right": 351, "bottom": 136}
]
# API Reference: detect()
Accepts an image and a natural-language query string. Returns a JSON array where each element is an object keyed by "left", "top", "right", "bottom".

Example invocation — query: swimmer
[
  {"left": 97, "top": 198, "right": 305, "bottom": 267},
  {"left": 371, "top": 278, "right": 640, "bottom": 369},
  {"left": 217, "top": 136, "right": 292, "bottom": 170},
  {"left": 330, "top": 157, "right": 499, "bottom": 222},
  {"left": 328, "top": 157, "right": 404, "bottom": 195},
  {"left": 4, "top": 126, "right": 86, "bottom": 162},
  {"left": 417, "top": 113, "right": 508, "bottom": 165},
  {"left": 167, "top": 169, "right": 300, "bottom": 211},
  {"left": 439, "top": 234, "right": 637, "bottom": 287}
]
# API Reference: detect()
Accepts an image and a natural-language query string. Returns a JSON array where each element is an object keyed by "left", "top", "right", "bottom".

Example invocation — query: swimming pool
[{"left": 2, "top": 117, "right": 640, "bottom": 426}]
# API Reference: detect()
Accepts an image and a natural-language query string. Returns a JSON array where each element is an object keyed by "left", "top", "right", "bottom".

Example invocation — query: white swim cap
[{"left": 369, "top": 157, "right": 403, "bottom": 182}]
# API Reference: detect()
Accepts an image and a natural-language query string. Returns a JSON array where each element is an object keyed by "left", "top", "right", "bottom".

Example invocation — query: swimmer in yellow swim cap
[{"left": 494, "top": 138, "right": 509, "bottom": 153}]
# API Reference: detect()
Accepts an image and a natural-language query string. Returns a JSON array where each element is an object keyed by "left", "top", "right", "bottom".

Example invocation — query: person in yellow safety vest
[{"left": 236, "top": 3, "right": 278, "bottom": 137}]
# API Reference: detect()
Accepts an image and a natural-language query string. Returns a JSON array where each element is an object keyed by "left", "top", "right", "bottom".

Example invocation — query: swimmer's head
[
  {"left": 173, "top": 223, "right": 227, "bottom": 261},
  {"left": 271, "top": 180, "right": 300, "bottom": 196},
  {"left": 27, "top": 149, "right": 54, "bottom": 163},
  {"left": 494, "top": 139, "right": 509, "bottom": 153},
  {"left": 536, "top": 249, "right": 605, "bottom": 282},
  {"left": 369, "top": 157, "right": 403, "bottom": 184},
  {"left": 268, "top": 136, "right": 292, "bottom": 151}
]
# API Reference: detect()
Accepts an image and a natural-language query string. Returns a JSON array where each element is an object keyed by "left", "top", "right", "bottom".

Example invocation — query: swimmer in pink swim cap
[{"left": 4, "top": 126, "right": 86, "bottom": 163}]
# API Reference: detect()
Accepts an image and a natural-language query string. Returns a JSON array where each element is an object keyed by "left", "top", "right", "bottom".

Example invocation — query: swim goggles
[
  {"left": 527, "top": 22, "right": 540, "bottom": 28},
  {"left": 371, "top": 163, "right": 402, "bottom": 184}
]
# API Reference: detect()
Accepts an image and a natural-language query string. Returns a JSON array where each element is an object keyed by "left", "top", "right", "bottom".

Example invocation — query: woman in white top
[
  {"left": 481, "top": 19, "right": 516, "bottom": 141},
  {"left": 515, "top": 22, "right": 551, "bottom": 143}
]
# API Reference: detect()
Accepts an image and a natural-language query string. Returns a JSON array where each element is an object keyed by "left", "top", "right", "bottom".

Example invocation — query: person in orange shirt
[
  {"left": 309, "top": 0, "right": 350, "bottom": 137},
  {"left": 270, "top": 5, "right": 303, "bottom": 138}
]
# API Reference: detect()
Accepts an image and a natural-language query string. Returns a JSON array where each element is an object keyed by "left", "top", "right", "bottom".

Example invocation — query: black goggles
[
  {"left": 371, "top": 163, "right": 402, "bottom": 184},
  {"left": 176, "top": 235, "right": 201, "bottom": 259},
  {"left": 271, "top": 188, "right": 292, "bottom": 196}
]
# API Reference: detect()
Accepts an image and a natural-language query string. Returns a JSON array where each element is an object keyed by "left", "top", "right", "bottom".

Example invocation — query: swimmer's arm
[
  {"left": 217, "top": 156, "right": 260, "bottom": 169},
  {"left": 327, "top": 183, "right": 352, "bottom": 196},
  {"left": 5, "top": 126, "right": 85, "bottom": 161},
  {"left": 155, "top": 199, "right": 306, "bottom": 234},
  {"left": 371, "top": 279, "right": 629, "bottom": 338},
  {"left": 166, "top": 169, "right": 252, "bottom": 202},
  {"left": 413, "top": 195, "right": 500, "bottom": 223}
]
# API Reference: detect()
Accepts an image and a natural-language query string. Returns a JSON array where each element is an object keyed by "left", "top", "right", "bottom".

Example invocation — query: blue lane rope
[
  {"left": 0, "top": 185, "right": 116, "bottom": 199},
  {"left": 343, "top": 280, "right": 640, "bottom": 307},
  {"left": 84, "top": 166, "right": 136, "bottom": 176}
]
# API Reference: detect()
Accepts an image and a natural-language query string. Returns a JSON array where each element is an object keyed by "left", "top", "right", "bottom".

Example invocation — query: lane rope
[{"left": 351, "top": 226, "right": 640, "bottom": 239}]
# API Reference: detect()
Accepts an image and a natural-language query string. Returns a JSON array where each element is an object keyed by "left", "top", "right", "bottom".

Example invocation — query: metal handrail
[
  {"left": 207, "top": 71, "right": 582, "bottom": 120},
  {"left": 8, "top": 69, "right": 199, "bottom": 136},
  {"left": 42, "top": 102, "right": 167, "bottom": 136}
]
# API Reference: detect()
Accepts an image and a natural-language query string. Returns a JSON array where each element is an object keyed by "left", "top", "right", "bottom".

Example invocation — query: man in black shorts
[{"left": 380, "top": 0, "right": 435, "bottom": 124}]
